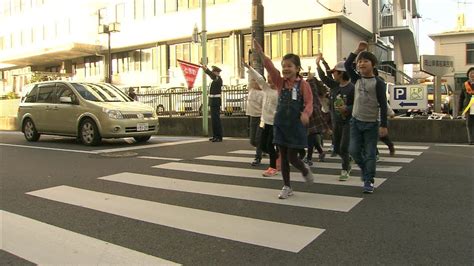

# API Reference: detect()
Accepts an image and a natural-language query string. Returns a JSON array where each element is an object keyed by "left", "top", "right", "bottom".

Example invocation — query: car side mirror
[{"left": 60, "top": 96, "right": 73, "bottom": 104}]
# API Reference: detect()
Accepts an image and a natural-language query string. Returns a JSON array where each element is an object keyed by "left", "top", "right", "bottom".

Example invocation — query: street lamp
[{"left": 98, "top": 22, "right": 120, "bottom": 84}]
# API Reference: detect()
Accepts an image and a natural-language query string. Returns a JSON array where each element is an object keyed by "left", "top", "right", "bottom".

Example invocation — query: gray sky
[{"left": 417, "top": 0, "right": 474, "bottom": 54}]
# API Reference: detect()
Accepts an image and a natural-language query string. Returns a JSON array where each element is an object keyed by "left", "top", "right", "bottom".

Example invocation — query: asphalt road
[{"left": 0, "top": 131, "right": 472, "bottom": 265}]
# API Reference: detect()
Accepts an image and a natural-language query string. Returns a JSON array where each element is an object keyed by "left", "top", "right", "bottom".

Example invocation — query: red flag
[{"left": 177, "top": 59, "right": 200, "bottom": 90}]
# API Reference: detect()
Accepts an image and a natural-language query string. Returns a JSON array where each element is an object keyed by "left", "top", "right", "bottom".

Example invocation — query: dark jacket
[
  {"left": 317, "top": 63, "right": 354, "bottom": 122},
  {"left": 204, "top": 68, "right": 223, "bottom": 107},
  {"left": 459, "top": 81, "right": 473, "bottom": 114}
]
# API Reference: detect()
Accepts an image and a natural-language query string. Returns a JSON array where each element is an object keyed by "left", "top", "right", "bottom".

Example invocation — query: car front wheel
[
  {"left": 79, "top": 118, "right": 101, "bottom": 146},
  {"left": 133, "top": 136, "right": 151, "bottom": 143},
  {"left": 23, "top": 118, "right": 40, "bottom": 141}
]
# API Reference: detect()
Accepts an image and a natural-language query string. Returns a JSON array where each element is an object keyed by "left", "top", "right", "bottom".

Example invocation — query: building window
[
  {"left": 222, "top": 37, "right": 230, "bottom": 64},
  {"left": 165, "top": 0, "right": 177, "bottom": 12},
  {"left": 134, "top": 0, "right": 144, "bottom": 20},
  {"left": 271, "top": 32, "right": 281, "bottom": 59},
  {"left": 178, "top": 0, "right": 188, "bottom": 10},
  {"left": 144, "top": 0, "right": 155, "bottom": 18},
  {"left": 141, "top": 48, "right": 153, "bottom": 71},
  {"left": 281, "top": 30, "right": 292, "bottom": 56},
  {"left": 264, "top": 33, "right": 271, "bottom": 58},
  {"left": 243, "top": 34, "right": 252, "bottom": 64},
  {"left": 467, "top": 43, "right": 474, "bottom": 64},
  {"left": 189, "top": 0, "right": 200, "bottom": 8},
  {"left": 116, "top": 3, "right": 125, "bottom": 23},
  {"left": 129, "top": 50, "right": 141, "bottom": 71},
  {"left": 312, "top": 28, "right": 321, "bottom": 55}
]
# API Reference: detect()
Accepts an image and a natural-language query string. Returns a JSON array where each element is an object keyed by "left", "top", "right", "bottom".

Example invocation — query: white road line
[
  {"left": 0, "top": 143, "right": 96, "bottom": 154},
  {"left": 196, "top": 155, "right": 402, "bottom": 172},
  {"left": 323, "top": 156, "right": 413, "bottom": 163},
  {"left": 321, "top": 143, "right": 430, "bottom": 150},
  {"left": 26, "top": 186, "right": 324, "bottom": 253},
  {"left": 153, "top": 162, "right": 386, "bottom": 188},
  {"left": 137, "top": 156, "right": 183, "bottom": 161},
  {"left": 230, "top": 149, "right": 423, "bottom": 156},
  {"left": 0, "top": 210, "right": 179, "bottom": 265},
  {"left": 94, "top": 138, "right": 208, "bottom": 153},
  {"left": 223, "top": 152, "right": 414, "bottom": 163},
  {"left": 99, "top": 172, "right": 362, "bottom": 212},
  {"left": 435, "top": 144, "right": 474, "bottom": 147}
]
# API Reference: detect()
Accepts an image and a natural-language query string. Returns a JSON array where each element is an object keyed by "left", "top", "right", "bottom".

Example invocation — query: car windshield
[{"left": 72, "top": 83, "right": 132, "bottom": 102}]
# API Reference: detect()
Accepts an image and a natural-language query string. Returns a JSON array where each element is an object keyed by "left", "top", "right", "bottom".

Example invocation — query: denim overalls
[{"left": 273, "top": 80, "right": 307, "bottom": 149}]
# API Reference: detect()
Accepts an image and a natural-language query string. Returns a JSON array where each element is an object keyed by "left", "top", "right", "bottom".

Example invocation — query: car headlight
[{"left": 103, "top": 109, "right": 123, "bottom": 119}]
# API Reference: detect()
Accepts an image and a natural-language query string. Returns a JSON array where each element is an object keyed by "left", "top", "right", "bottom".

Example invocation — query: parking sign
[{"left": 389, "top": 85, "right": 428, "bottom": 110}]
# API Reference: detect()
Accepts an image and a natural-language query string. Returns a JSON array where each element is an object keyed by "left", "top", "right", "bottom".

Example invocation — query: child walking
[
  {"left": 243, "top": 61, "right": 279, "bottom": 176},
  {"left": 317, "top": 54, "right": 355, "bottom": 181},
  {"left": 253, "top": 39, "right": 314, "bottom": 199},
  {"left": 345, "top": 41, "right": 388, "bottom": 193}
]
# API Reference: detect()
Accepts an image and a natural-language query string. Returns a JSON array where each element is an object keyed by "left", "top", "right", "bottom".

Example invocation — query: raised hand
[{"left": 356, "top": 41, "right": 368, "bottom": 53}]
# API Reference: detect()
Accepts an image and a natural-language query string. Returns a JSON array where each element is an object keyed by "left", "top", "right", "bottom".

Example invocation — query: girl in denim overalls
[{"left": 253, "top": 40, "right": 314, "bottom": 199}]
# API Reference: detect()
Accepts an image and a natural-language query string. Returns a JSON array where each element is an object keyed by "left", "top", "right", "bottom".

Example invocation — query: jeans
[{"left": 349, "top": 118, "right": 379, "bottom": 182}]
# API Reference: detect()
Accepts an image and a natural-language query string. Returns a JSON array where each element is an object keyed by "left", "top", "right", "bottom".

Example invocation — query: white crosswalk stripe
[
  {"left": 230, "top": 149, "right": 424, "bottom": 156},
  {"left": 26, "top": 186, "right": 324, "bottom": 253},
  {"left": 196, "top": 155, "right": 402, "bottom": 172},
  {"left": 153, "top": 162, "right": 387, "bottom": 188},
  {"left": 10, "top": 142, "right": 424, "bottom": 262},
  {"left": 99, "top": 172, "right": 363, "bottom": 212},
  {"left": 0, "top": 210, "right": 179, "bottom": 265},
  {"left": 322, "top": 143, "right": 430, "bottom": 150}
]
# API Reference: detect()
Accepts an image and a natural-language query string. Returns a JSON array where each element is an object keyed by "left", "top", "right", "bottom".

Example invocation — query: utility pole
[
  {"left": 251, "top": 0, "right": 264, "bottom": 75},
  {"left": 201, "top": 0, "right": 208, "bottom": 136}
]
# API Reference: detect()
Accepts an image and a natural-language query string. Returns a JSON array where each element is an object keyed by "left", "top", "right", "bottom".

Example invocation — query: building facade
[
  {"left": 0, "top": 0, "right": 419, "bottom": 96},
  {"left": 429, "top": 29, "right": 474, "bottom": 92}
]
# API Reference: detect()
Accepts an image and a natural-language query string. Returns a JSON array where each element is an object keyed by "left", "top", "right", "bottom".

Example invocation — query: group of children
[{"left": 244, "top": 40, "right": 392, "bottom": 199}]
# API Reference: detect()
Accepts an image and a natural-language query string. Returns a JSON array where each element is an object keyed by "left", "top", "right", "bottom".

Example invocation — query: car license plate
[{"left": 137, "top": 123, "right": 149, "bottom": 131}]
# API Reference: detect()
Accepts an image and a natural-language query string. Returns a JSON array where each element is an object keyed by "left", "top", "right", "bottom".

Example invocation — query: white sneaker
[
  {"left": 278, "top": 186, "right": 293, "bottom": 199},
  {"left": 339, "top": 170, "right": 349, "bottom": 181},
  {"left": 302, "top": 165, "right": 314, "bottom": 184}
]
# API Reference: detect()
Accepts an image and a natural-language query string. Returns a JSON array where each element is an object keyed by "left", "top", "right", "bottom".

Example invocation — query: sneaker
[
  {"left": 389, "top": 145, "right": 395, "bottom": 156},
  {"left": 347, "top": 159, "right": 352, "bottom": 174},
  {"left": 318, "top": 152, "right": 326, "bottom": 162},
  {"left": 303, "top": 157, "right": 313, "bottom": 166},
  {"left": 262, "top": 167, "right": 278, "bottom": 177},
  {"left": 330, "top": 151, "right": 337, "bottom": 157},
  {"left": 302, "top": 165, "right": 314, "bottom": 184},
  {"left": 363, "top": 181, "right": 374, "bottom": 193},
  {"left": 251, "top": 158, "right": 261, "bottom": 166},
  {"left": 376, "top": 155, "right": 380, "bottom": 162},
  {"left": 339, "top": 170, "right": 349, "bottom": 181},
  {"left": 278, "top": 186, "right": 293, "bottom": 199}
]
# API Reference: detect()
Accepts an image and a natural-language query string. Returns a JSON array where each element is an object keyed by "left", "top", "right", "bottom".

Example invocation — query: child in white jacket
[{"left": 244, "top": 62, "right": 279, "bottom": 176}]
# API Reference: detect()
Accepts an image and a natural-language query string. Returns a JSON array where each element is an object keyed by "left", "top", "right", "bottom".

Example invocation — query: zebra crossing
[{"left": 3, "top": 143, "right": 429, "bottom": 264}]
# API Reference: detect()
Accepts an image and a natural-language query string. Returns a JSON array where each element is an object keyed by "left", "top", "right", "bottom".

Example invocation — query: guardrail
[{"left": 137, "top": 85, "right": 248, "bottom": 117}]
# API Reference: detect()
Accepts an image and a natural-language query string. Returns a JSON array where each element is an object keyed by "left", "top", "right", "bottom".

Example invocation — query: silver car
[{"left": 18, "top": 81, "right": 159, "bottom": 146}]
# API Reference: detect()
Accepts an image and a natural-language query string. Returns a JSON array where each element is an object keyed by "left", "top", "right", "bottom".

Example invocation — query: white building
[
  {"left": 0, "top": 0, "right": 419, "bottom": 95},
  {"left": 429, "top": 28, "right": 474, "bottom": 91}
]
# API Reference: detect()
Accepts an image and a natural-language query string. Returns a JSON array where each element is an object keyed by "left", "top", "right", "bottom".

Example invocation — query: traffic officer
[{"left": 202, "top": 65, "right": 223, "bottom": 142}]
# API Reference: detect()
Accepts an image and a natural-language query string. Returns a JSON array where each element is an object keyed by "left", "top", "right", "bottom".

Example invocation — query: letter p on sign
[{"left": 395, "top": 87, "right": 406, "bottom": 100}]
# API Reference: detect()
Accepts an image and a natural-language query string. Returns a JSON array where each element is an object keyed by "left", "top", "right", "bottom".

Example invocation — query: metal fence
[{"left": 136, "top": 85, "right": 248, "bottom": 117}]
